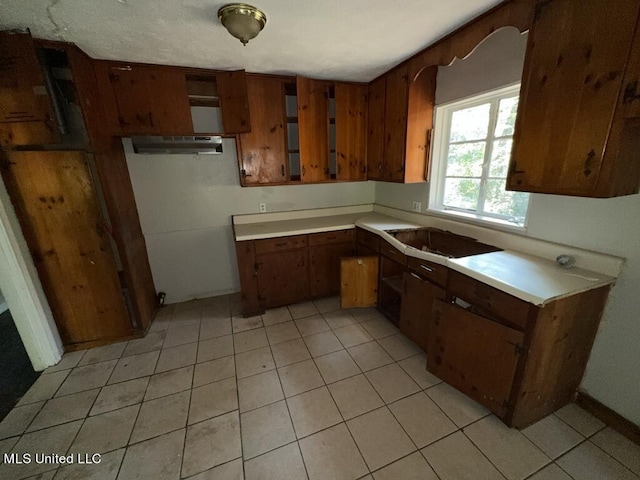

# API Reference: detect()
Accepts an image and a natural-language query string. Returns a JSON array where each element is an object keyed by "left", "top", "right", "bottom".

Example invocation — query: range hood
[{"left": 131, "top": 136, "right": 223, "bottom": 155}]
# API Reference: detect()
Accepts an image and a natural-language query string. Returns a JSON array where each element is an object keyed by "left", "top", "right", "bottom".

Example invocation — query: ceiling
[{"left": 0, "top": 0, "right": 504, "bottom": 82}]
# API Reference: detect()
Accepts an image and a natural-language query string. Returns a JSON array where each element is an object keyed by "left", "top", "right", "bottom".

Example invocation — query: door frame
[{"left": 0, "top": 175, "right": 62, "bottom": 371}]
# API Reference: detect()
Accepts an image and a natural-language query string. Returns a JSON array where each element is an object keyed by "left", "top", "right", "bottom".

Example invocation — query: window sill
[{"left": 426, "top": 207, "right": 527, "bottom": 234}]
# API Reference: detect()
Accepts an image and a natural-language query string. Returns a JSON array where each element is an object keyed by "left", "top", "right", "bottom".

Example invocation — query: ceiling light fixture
[{"left": 218, "top": 3, "right": 267, "bottom": 46}]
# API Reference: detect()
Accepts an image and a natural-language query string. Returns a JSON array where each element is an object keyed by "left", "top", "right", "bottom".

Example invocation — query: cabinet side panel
[
  {"left": 297, "top": 76, "right": 330, "bottom": 182},
  {"left": 217, "top": 70, "right": 251, "bottom": 133},
  {"left": 366, "top": 77, "right": 386, "bottom": 180},
  {"left": 511, "top": 286, "right": 610, "bottom": 428},
  {"left": 335, "top": 82, "right": 367, "bottom": 181},
  {"left": 383, "top": 66, "right": 409, "bottom": 182},
  {"left": 234, "top": 240, "right": 262, "bottom": 316}
]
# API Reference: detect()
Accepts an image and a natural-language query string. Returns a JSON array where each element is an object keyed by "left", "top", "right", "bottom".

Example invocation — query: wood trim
[{"left": 575, "top": 392, "right": 640, "bottom": 446}]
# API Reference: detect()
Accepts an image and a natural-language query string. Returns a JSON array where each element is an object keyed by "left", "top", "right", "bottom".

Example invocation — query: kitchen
[{"left": 0, "top": 0, "right": 639, "bottom": 479}]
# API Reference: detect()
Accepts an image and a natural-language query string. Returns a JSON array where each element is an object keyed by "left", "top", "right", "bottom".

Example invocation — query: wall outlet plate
[
  {"left": 259, "top": 203, "right": 267, "bottom": 213},
  {"left": 412, "top": 201, "right": 422, "bottom": 212}
]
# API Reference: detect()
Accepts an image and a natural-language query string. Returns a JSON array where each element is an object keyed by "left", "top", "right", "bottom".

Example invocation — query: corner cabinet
[
  {"left": 507, "top": 0, "right": 640, "bottom": 197},
  {"left": 429, "top": 270, "right": 611, "bottom": 428},
  {"left": 367, "top": 65, "right": 437, "bottom": 183}
]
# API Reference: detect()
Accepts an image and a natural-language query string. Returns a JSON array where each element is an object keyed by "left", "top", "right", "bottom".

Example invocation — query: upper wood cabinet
[
  {"left": 507, "top": 0, "right": 640, "bottom": 198},
  {"left": 0, "top": 30, "right": 60, "bottom": 146},
  {"left": 367, "top": 65, "right": 437, "bottom": 183},
  {"left": 297, "top": 76, "right": 332, "bottom": 183},
  {"left": 238, "top": 76, "right": 288, "bottom": 185},
  {"left": 335, "top": 82, "right": 367, "bottom": 181},
  {"left": 96, "top": 62, "right": 251, "bottom": 136}
]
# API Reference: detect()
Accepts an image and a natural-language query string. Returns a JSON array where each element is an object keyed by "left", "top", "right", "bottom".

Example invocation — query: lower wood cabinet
[
  {"left": 399, "top": 272, "right": 445, "bottom": 352},
  {"left": 428, "top": 270, "right": 612, "bottom": 428},
  {"left": 235, "top": 229, "right": 355, "bottom": 315}
]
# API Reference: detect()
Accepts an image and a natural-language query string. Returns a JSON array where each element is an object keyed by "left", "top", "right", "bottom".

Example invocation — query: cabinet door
[
  {"left": 238, "top": 76, "right": 288, "bottom": 185},
  {"left": 341, "top": 256, "right": 379, "bottom": 308},
  {"left": 428, "top": 300, "right": 524, "bottom": 418},
  {"left": 367, "top": 76, "right": 386, "bottom": 181},
  {"left": 297, "top": 76, "right": 331, "bottom": 183},
  {"left": 335, "top": 82, "right": 367, "bottom": 181},
  {"left": 257, "top": 249, "right": 310, "bottom": 308},
  {"left": 0, "top": 31, "right": 59, "bottom": 145},
  {"left": 508, "top": 0, "right": 640, "bottom": 196},
  {"left": 0, "top": 150, "right": 132, "bottom": 346},
  {"left": 309, "top": 243, "right": 355, "bottom": 298},
  {"left": 399, "top": 272, "right": 445, "bottom": 352},
  {"left": 107, "top": 64, "right": 193, "bottom": 135},
  {"left": 384, "top": 66, "right": 409, "bottom": 182},
  {"left": 217, "top": 70, "right": 251, "bottom": 133}
]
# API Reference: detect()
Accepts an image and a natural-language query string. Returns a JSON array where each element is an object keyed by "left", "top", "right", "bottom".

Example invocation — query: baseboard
[{"left": 575, "top": 392, "right": 640, "bottom": 446}]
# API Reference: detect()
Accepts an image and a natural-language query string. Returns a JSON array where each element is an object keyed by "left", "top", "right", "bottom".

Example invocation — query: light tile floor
[{"left": 0, "top": 294, "right": 638, "bottom": 480}]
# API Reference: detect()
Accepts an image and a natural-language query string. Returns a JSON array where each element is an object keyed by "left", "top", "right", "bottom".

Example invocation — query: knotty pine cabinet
[
  {"left": 399, "top": 271, "right": 445, "bottom": 352},
  {"left": 235, "top": 229, "right": 356, "bottom": 316},
  {"left": 95, "top": 61, "right": 251, "bottom": 136},
  {"left": 0, "top": 30, "right": 60, "bottom": 146},
  {"left": 508, "top": 0, "right": 640, "bottom": 197},
  {"left": 238, "top": 75, "right": 289, "bottom": 185},
  {"left": 429, "top": 270, "right": 611, "bottom": 428},
  {"left": 297, "top": 77, "right": 368, "bottom": 183},
  {"left": 366, "top": 65, "right": 437, "bottom": 183}
]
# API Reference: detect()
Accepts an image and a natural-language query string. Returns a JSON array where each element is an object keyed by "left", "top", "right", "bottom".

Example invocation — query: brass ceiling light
[{"left": 218, "top": 3, "right": 267, "bottom": 46}]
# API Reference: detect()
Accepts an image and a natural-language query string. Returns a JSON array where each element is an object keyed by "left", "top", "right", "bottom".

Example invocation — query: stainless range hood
[{"left": 131, "top": 136, "right": 223, "bottom": 155}]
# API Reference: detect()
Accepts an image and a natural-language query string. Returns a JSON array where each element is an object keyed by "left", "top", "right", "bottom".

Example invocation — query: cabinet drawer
[
  {"left": 308, "top": 229, "right": 355, "bottom": 246},
  {"left": 356, "top": 228, "right": 380, "bottom": 252},
  {"left": 254, "top": 235, "right": 308, "bottom": 254},
  {"left": 380, "top": 240, "right": 406, "bottom": 265},
  {"left": 407, "top": 256, "right": 448, "bottom": 288},
  {"left": 448, "top": 271, "right": 532, "bottom": 330}
]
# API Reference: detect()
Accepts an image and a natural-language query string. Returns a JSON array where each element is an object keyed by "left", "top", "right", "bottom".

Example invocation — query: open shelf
[{"left": 381, "top": 275, "right": 404, "bottom": 294}]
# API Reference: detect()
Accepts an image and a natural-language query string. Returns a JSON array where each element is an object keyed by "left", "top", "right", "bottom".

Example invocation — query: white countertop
[{"left": 233, "top": 209, "right": 618, "bottom": 306}]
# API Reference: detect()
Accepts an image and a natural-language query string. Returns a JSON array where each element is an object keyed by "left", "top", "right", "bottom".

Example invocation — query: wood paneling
[
  {"left": 0, "top": 150, "right": 132, "bottom": 345},
  {"left": 217, "top": 70, "right": 251, "bottom": 133},
  {"left": 238, "top": 76, "right": 288, "bottom": 185},
  {"left": 93, "top": 142, "right": 157, "bottom": 332},
  {"left": 366, "top": 76, "right": 386, "bottom": 181},
  {"left": 400, "top": 272, "right": 445, "bottom": 352},
  {"left": 297, "top": 76, "right": 331, "bottom": 183},
  {"left": 340, "top": 256, "right": 379, "bottom": 308},
  {"left": 507, "top": 0, "right": 640, "bottom": 196},
  {"left": 0, "top": 30, "right": 60, "bottom": 145},
  {"left": 429, "top": 300, "right": 524, "bottom": 417},
  {"left": 335, "top": 82, "right": 367, "bottom": 181}
]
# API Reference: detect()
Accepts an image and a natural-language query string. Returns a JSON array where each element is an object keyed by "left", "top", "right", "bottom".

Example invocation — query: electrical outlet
[
  {"left": 259, "top": 203, "right": 267, "bottom": 213},
  {"left": 412, "top": 201, "right": 422, "bottom": 212}
]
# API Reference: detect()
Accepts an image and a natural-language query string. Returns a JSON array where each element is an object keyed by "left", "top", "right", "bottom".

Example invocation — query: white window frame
[{"left": 428, "top": 83, "right": 530, "bottom": 231}]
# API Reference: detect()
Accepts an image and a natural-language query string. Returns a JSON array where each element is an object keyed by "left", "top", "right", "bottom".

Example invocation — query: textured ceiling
[{"left": 0, "top": 0, "right": 503, "bottom": 82}]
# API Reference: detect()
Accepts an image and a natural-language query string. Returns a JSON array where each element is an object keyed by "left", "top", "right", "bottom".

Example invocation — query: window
[{"left": 429, "top": 84, "right": 530, "bottom": 228}]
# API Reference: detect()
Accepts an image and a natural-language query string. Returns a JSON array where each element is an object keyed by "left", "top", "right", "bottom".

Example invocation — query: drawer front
[
  {"left": 380, "top": 240, "right": 406, "bottom": 265},
  {"left": 407, "top": 256, "right": 448, "bottom": 288},
  {"left": 448, "top": 271, "right": 532, "bottom": 330},
  {"left": 356, "top": 228, "right": 380, "bottom": 252},
  {"left": 308, "top": 229, "right": 355, "bottom": 246},
  {"left": 254, "top": 234, "right": 308, "bottom": 254}
]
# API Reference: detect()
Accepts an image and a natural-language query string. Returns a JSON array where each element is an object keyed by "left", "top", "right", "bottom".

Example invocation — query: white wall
[
  {"left": 376, "top": 27, "right": 640, "bottom": 425},
  {"left": 125, "top": 138, "right": 375, "bottom": 304}
]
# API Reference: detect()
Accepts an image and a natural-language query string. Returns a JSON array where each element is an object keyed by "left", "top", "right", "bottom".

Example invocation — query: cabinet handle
[
  {"left": 274, "top": 242, "right": 287, "bottom": 247},
  {"left": 420, "top": 264, "right": 434, "bottom": 272},
  {"left": 281, "top": 164, "right": 285, "bottom": 177},
  {"left": 240, "top": 169, "right": 252, "bottom": 178},
  {"left": 302, "top": 165, "right": 306, "bottom": 176},
  {"left": 326, "top": 236, "right": 337, "bottom": 240},
  {"left": 410, "top": 272, "right": 421, "bottom": 280},
  {"left": 148, "top": 112, "right": 154, "bottom": 127}
]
